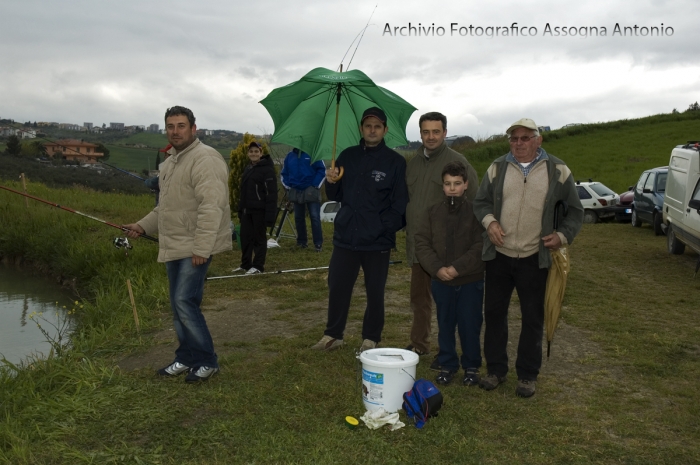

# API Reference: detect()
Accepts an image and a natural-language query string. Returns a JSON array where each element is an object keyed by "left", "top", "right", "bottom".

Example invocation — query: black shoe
[
  {"left": 185, "top": 366, "right": 219, "bottom": 383},
  {"left": 315, "top": 245, "right": 322, "bottom": 253},
  {"left": 429, "top": 355, "right": 441, "bottom": 371},
  {"left": 404, "top": 344, "right": 429, "bottom": 356},
  {"left": 463, "top": 369, "right": 480, "bottom": 387},
  {"left": 436, "top": 370, "right": 456, "bottom": 386}
]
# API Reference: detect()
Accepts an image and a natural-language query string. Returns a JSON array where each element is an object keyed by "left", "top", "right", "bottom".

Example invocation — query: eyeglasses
[{"left": 509, "top": 135, "right": 538, "bottom": 143}]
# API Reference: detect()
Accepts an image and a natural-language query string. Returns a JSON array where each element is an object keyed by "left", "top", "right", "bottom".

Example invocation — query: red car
[{"left": 616, "top": 187, "right": 634, "bottom": 222}]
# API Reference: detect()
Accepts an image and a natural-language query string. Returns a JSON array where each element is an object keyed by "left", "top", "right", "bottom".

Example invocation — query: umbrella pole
[{"left": 330, "top": 82, "right": 345, "bottom": 181}]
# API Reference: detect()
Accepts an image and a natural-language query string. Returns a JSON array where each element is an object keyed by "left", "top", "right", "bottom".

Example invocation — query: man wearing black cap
[{"left": 311, "top": 106, "right": 408, "bottom": 352}]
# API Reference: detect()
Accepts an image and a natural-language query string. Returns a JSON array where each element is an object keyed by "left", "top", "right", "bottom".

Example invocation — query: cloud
[{"left": 1, "top": 0, "right": 698, "bottom": 140}]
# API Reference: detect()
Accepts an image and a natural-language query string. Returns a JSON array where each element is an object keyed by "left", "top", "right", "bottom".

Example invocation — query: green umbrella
[{"left": 260, "top": 67, "right": 417, "bottom": 170}]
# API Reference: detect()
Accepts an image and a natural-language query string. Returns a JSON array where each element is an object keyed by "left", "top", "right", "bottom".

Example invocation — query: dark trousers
[
  {"left": 324, "top": 247, "right": 391, "bottom": 343},
  {"left": 433, "top": 279, "right": 484, "bottom": 372},
  {"left": 240, "top": 209, "right": 267, "bottom": 272},
  {"left": 409, "top": 263, "right": 433, "bottom": 353},
  {"left": 484, "top": 252, "right": 548, "bottom": 381}
]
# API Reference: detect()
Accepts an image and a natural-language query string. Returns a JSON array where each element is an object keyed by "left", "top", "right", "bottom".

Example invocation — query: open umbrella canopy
[{"left": 260, "top": 67, "right": 417, "bottom": 163}]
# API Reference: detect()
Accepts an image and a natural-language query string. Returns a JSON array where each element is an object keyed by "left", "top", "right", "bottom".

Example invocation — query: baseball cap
[
  {"left": 249, "top": 141, "right": 263, "bottom": 150},
  {"left": 506, "top": 118, "right": 538, "bottom": 135},
  {"left": 361, "top": 107, "right": 387, "bottom": 124}
]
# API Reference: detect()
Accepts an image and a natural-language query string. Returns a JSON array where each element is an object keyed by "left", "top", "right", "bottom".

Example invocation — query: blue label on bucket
[{"left": 362, "top": 369, "right": 384, "bottom": 384}]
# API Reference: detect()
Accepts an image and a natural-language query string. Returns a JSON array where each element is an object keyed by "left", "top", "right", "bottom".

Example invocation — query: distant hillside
[
  {"left": 0, "top": 153, "right": 151, "bottom": 195},
  {"left": 461, "top": 111, "right": 700, "bottom": 193}
]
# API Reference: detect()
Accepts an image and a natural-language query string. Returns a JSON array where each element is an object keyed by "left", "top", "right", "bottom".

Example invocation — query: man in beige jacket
[
  {"left": 125, "top": 106, "right": 232, "bottom": 383},
  {"left": 404, "top": 112, "right": 479, "bottom": 361}
]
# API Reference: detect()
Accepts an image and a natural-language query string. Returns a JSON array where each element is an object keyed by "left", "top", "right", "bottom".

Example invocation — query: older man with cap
[
  {"left": 311, "top": 106, "right": 408, "bottom": 353},
  {"left": 473, "top": 118, "right": 583, "bottom": 398}
]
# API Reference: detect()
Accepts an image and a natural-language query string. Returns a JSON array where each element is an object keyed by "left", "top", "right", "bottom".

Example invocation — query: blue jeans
[
  {"left": 294, "top": 201, "right": 323, "bottom": 248},
  {"left": 165, "top": 256, "right": 218, "bottom": 369},
  {"left": 432, "top": 279, "right": 484, "bottom": 372}
]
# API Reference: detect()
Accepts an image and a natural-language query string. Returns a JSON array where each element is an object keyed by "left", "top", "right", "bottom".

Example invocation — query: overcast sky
[{"left": 1, "top": 0, "right": 698, "bottom": 141}]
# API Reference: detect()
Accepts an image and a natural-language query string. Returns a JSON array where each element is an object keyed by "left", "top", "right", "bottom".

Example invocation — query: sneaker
[
  {"left": 515, "top": 379, "right": 537, "bottom": 398},
  {"left": 479, "top": 373, "right": 507, "bottom": 391},
  {"left": 315, "top": 245, "right": 322, "bottom": 253},
  {"left": 185, "top": 366, "right": 219, "bottom": 383},
  {"left": 232, "top": 267, "right": 246, "bottom": 273},
  {"left": 436, "top": 370, "right": 456, "bottom": 386},
  {"left": 157, "top": 361, "right": 190, "bottom": 377},
  {"left": 360, "top": 339, "right": 377, "bottom": 352},
  {"left": 311, "top": 335, "right": 344, "bottom": 351},
  {"left": 463, "top": 369, "right": 480, "bottom": 387},
  {"left": 429, "top": 355, "right": 441, "bottom": 372},
  {"left": 297, "top": 244, "right": 308, "bottom": 249},
  {"left": 404, "top": 344, "right": 430, "bottom": 356},
  {"left": 245, "top": 267, "right": 261, "bottom": 275}
]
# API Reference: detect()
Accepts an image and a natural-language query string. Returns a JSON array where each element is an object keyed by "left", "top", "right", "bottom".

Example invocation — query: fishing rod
[
  {"left": 207, "top": 260, "right": 402, "bottom": 280},
  {"left": 0, "top": 184, "right": 158, "bottom": 243},
  {"left": 101, "top": 161, "right": 146, "bottom": 181}
]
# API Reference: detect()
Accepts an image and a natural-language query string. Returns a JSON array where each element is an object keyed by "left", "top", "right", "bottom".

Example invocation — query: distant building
[
  {"left": 109, "top": 122, "right": 125, "bottom": 130},
  {"left": 196, "top": 129, "right": 213, "bottom": 136},
  {"left": 148, "top": 124, "right": 159, "bottom": 133},
  {"left": 538, "top": 126, "right": 551, "bottom": 132},
  {"left": 44, "top": 139, "right": 104, "bottom": 164},
  {"left": 84, "top": 122, "right": 93, "bottom": 131},
  {"left": 20, "top": 129, "right": 36, "bottom": 139},
  {"left": 58, "top": 123, "right": 82, "bottom": 131},
  {"left": 0, "top": 127, "right": 17, "bottom": 137}
]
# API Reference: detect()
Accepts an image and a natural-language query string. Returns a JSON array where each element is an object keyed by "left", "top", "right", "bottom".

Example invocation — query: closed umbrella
[
  {"left": 545, "top": 200, "right": 569, "bottom": 358},
  {"left": 260, "top": 67, "right": 417, "bottom": 177}
]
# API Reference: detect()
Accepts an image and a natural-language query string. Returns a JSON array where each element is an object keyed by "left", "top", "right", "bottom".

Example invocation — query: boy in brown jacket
[{"left": 414, "top": 162, "right": 485, "bottom": 386}]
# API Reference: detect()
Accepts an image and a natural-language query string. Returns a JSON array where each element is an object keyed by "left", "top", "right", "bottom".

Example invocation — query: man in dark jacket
[
  {"left": 311, "top": 107, "right": 408, "bottom": 352},
  {"left": 280, "top": 148, "right": 326, "bottom": 251},
  {"left": 236, "top": 141, "right": 278, "bottom": 274}
]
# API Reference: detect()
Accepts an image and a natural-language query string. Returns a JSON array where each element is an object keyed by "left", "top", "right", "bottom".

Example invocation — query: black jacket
[
  {"left": 239, "top": 155, "right": 278, "bottom": 226},
  {"left": 325, "top": 139, "right": 408, "bottom": 251}
]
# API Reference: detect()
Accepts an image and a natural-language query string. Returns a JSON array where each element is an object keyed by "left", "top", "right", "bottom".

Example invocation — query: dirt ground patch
[{"left": 117, "top": 283, "right": 604, "bottom": 382}]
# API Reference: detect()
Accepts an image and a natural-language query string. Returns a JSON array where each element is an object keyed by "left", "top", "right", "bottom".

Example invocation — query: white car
[
  {"left": 320, "top": 201, "right": 341, "bottom": 222},
  {"left": 575, "top": 181, "right": 621, "bottom": 224}
]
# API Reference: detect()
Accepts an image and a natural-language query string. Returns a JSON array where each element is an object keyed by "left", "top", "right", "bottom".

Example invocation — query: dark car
[
  {"left": 631, "top": 166, "right": 668, "bottom": 235},
  {"left": 616, "top": 187, "right": 634, "bottom": 222}
]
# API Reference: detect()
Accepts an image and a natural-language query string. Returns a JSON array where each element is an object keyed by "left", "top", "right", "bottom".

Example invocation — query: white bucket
[{"left": 359, "top": 348, "right": 419, "bottom": 413}]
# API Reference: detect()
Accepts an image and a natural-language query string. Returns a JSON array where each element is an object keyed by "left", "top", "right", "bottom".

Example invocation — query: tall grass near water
[{"left": 0, "top": 182, "right": 169, "bottom": 352}]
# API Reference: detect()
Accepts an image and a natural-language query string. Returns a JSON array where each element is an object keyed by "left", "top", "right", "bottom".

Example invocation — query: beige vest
[{"left": 496, "top": 161, "right": 548, "bottom": 258}]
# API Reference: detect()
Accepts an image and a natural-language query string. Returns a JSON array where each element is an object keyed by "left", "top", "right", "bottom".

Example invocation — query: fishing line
[
  {"left": 207, "top": 260, "right": 402, "bottom": 280},
  {"left": 338, "top": 4, "right": 378, "bottom": 72}
]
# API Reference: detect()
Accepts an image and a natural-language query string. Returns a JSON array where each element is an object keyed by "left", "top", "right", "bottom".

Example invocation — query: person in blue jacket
[
  {"left": 311, "top": 107, "right": 408, "bottom": 353},
  {"left": 280, "top": 148, "right": 326, "bottom": 251}
]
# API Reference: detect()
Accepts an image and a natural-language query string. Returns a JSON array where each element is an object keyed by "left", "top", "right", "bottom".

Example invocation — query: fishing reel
[{"left": 113, "top": 237, "right": 133, "bottom": 255}]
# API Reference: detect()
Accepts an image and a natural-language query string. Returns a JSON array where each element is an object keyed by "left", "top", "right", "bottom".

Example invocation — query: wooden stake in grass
[
  {"left": 20, "top": 173, "right": 28, "bottom": 208},
  {"left": 126, "top": 279, "right": 140, "bottom": 333}
]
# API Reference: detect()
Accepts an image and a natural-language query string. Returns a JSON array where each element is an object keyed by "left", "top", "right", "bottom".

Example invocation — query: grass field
[{"left": 1, "top": 112, "right": 700, "bottom": 463}]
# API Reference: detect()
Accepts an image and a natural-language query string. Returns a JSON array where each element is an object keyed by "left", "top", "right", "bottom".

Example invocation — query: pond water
[{"left": 0, "top": 264, "right": 74, "bottom": 365}]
